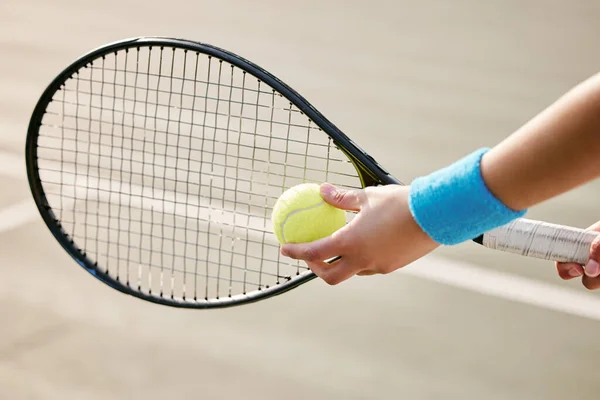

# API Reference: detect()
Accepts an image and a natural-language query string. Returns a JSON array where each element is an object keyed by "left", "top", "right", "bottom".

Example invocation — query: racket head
[{"left": 26, "top": 37, "right": 400, "bottom": 308}]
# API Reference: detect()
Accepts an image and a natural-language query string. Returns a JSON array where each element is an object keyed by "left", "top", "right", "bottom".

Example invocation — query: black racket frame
[{"left": 26, "top": 37, "right": 400, "bottom": 308}]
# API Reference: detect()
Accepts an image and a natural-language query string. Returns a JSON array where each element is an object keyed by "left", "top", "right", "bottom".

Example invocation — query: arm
[
  {"left": 482, "top": 73, "right": 600, "bottom": 288},
  {"left": 482, "top": 72, "right": 600, "bottom": 210},
  {"left": 281, "top": 73, "right": 600, "bottom": 288}
]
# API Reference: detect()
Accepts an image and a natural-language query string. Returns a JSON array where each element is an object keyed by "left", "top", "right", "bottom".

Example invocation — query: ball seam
[{"left": 279, "top": 201, "right": 326, "bottom": 243}]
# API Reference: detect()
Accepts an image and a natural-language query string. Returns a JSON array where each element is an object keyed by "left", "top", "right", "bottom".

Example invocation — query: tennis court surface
[{"left": 2, "top": 1, "right": 600, "bottom": 399}]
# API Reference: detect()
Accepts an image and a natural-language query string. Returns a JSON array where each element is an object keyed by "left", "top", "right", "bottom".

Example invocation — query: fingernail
[
  {"left": 320, "top": 183, "right": 335, "bottom": 195},
  {"left": 585, "top": 259, "right": 600, "bottom": 277},
  {"left": 568, "top": 268, "right": 583, "bottom": 277}
]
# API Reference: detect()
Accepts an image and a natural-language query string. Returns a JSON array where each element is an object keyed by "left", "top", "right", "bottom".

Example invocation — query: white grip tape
[{"left": 482, "top": 218, "right": 598, "bottom": 264}]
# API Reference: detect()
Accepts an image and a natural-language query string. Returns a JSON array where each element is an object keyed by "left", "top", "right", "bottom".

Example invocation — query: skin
[{"left": 281, "top": 72, "right": 600, "bottom": 289}]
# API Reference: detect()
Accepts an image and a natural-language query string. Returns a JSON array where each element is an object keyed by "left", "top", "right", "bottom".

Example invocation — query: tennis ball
[{"left": 272, "top": 183, "right": 346, "bottom": 244}]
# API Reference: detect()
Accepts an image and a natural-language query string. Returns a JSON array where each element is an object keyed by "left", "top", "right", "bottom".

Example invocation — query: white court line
[
  {"left": 1, "top": 149, "right": 600, "bottom": 320},
  {"left": 402, "top": 257, "right": 600, "bottom": 321}
]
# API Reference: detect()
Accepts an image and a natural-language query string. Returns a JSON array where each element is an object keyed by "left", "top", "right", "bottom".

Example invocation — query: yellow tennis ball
[{"left": 272, "top": 183, "right": 346, "bottom": 244}]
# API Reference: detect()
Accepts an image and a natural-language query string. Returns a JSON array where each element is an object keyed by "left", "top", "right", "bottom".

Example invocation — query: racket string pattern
[
  {"left": 35, "top": 45, "right": 362, "bottom": 303},
  {"left": 28, "top": 38, "right": 600, "bottom": 308}
]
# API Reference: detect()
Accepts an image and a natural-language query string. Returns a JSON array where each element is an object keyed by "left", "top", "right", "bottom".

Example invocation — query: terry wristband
[{"left": 408, "top": 148, "right": 527, "bottom": 245}]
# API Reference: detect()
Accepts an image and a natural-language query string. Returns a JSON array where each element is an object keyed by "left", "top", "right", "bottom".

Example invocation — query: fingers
[
  {"left": 582, "top": 275, "right": 600, "bottom": 290},
  {"left": 556, "top": 262, "right": 584, "bottom": 280},
  {"left": 583, "top": 235, "right": 600, "bottom": 278},
  {"left": 307, "top": 258, "right": 360, "bottom": 285},
  {"left": 584, "top": 259, "right": 600, "bottom": 278},
  {"left": 587, "top": 220, "right": 600, "bottom": 231},
  {"left": 281, "top": 229, "right": 360, "bottom": 285},
  {"left": 280, "top": 234, "right": 344, "bottom": 263},
  {"left": 356, "top": 270, "right": 377, "bottom": 276},
  {"left": 281, "top": 234, "right": 366, "bottom": 285},
  {"left": 319, "top": 183, "right": 365, "bottom": 212},
  {"left": 556, "top": 223, "right": 600, "bottom": 289}
]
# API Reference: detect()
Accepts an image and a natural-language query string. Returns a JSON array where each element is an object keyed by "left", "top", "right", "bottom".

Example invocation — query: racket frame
[{"left": 25, "top": 37, "right": 399, "bottom": 308}]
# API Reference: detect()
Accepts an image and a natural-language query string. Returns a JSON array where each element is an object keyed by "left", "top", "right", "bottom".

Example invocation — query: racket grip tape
[{"left": 478, "top": 218, "right": 599, "bottom": 264}]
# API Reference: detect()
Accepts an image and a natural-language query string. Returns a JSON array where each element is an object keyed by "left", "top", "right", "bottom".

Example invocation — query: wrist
[{"left": 408, "top": 148, "right": 527, "bottom": 245}]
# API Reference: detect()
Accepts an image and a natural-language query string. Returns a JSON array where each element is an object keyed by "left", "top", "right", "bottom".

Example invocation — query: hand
[
  {"left": 556, "top": 221, "right": 600, "bottom": 290},
  {"left": 280, "top": 183, "right": 439, "bottom": 285}
]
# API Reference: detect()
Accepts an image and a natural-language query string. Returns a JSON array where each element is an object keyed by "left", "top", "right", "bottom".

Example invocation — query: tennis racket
[{"left": 26, "top": 37, "right": 599, "bottom": 308}]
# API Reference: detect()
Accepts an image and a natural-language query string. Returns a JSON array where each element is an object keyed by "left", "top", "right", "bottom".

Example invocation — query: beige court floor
[{"left": 2, "top": 1, "right": 600, "bottom": 399}]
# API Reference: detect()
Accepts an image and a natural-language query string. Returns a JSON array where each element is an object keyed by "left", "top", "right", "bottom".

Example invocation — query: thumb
[
  {"left": 583, "top": 229, "right": 600, "bottom": 278},
  {"left": 587, "top": 220, "right": 600, "bottom": 232},
  {"left": 320, "top": 183, "right": 364, "bottom": 212},
  {"left": 557, "top": 221, "right": 600, "bottom": 280}
]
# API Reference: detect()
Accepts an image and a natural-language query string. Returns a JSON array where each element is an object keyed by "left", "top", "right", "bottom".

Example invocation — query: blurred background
[{"left": 2, "top": 1, "right": 600, "bottom": 399}]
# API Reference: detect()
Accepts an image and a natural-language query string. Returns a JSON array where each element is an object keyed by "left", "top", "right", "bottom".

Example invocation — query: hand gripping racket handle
[{"left": 478, "top": 218, "right": 599, "bottom": 264}]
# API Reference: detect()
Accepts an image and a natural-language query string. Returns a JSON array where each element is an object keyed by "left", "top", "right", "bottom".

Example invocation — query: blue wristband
[{"left": 408, "top": 148, "right": 527, "bottom": 245}]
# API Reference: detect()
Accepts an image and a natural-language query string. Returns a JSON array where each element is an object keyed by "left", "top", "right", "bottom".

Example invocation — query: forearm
[{"left": 481, "top": 72, "right": 600, "bottom": 211}]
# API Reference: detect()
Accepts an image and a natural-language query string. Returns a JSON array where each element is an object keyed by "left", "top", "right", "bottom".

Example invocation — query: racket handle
[{"left": 477, "top": 218, "right": 599, "bottom": 264}]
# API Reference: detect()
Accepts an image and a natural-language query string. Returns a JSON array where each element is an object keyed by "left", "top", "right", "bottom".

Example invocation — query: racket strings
[
  {"left": 53, "top": 87, "right": 309, "bottom": 129},
  {"left": 37, "top": 137, "right": 352, "bottom": 178},
  {"left": 36, "top": 45, "right": 361, "bottom": 301},
  {"left": 40, "top": 105, "right": 342, "bottom": 161},
  {"left": 88, "top": 65, "right": 280, "bottom": 98}
]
